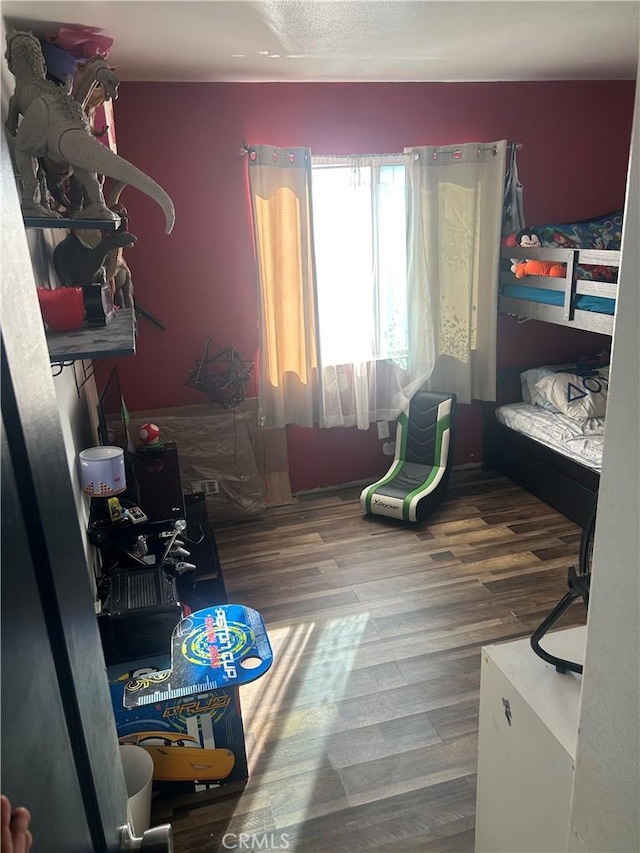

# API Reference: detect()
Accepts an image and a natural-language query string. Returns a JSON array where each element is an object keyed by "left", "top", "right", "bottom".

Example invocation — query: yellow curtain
[{"left": 248, "top": 146, "right": 319, "bottom": 428}]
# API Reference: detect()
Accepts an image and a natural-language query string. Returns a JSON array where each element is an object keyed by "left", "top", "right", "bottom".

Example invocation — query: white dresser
[{"left": 475, "top": 626, "right": 586, "bottom": 853}]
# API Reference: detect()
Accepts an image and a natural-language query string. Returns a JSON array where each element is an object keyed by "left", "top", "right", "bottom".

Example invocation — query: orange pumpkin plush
[{"left": 511, "top": 259, "right": 566, "bottom": 279}]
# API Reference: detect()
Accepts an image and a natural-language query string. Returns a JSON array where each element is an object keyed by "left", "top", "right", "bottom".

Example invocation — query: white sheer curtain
[
  {"left": 404, "top": 140, "right": 507, "bottom": 404},
  {"left": 312, "top": 154, "right": 435, "bottom": 429}
]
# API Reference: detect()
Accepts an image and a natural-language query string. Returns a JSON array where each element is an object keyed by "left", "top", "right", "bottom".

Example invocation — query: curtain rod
[
  {"left": 239, "top": 141, "right": 522, "bottom": 157},
  {"left": 406, "top": 141, "right": 522, "bottom": 158}
]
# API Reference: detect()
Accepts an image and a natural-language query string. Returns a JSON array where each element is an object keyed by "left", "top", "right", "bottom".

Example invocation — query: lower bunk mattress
[{"left": 495, "top": 403, "right": 605, "bottom": 472}]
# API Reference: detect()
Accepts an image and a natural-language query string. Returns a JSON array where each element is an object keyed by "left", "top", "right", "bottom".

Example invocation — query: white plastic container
[{"left": 119, "top": 745, "right": 154, "bottom": 837}]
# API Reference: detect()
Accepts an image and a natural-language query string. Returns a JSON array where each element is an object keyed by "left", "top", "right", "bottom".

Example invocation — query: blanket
[{"left": 508, "top": 210, "right": 623, "bottom": 251}]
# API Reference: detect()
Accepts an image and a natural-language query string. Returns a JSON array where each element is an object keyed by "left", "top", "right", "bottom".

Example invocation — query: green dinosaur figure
[{"left": 5, "top": 30, "right": 175, "bottom": 233}]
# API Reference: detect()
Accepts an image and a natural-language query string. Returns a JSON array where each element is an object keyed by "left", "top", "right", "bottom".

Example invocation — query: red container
[{"left": 37, "top": 287, "right": 85, "bottom": 332}]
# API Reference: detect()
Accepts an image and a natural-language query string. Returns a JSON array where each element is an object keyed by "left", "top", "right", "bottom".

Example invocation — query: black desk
[
  {"left": 177, "top": 492, "right": 227, "bottom": 610},
  {"left": 88, "top": 443, "right": 186, "bottom": 552},
  {"left": 97, "top": 492, "right": 226, "bottom": 665}
]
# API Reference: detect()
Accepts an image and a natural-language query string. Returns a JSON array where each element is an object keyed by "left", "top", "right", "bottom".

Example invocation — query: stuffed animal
[
  {"left": 503, "top": 230, "right": 543, "bottom": 248},
  {"left": 517, "top": 232, "right": 542, "bottom": 248},
  {"left": 511, "top": 259, "right": 566, "bottom": 279}
]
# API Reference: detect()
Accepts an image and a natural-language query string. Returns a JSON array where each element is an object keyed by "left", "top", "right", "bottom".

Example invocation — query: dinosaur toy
[
  {"left": 72, "top": 54, "right": 120, "bottom": 116},
  {"left": 53, "top": 229, "right": 137, "bottom": 287},
  {"left": 105, "top": 202, "right": 135, "bottom": 308},
  {"left": 4, "top": 30, "right": 174, "bottom": 233},
  {"left": 38, "top": 54, "right": 121, "bottom": 214},
  {"left": 75, "top": 182, "right": 135, "bottom": 307},
  {"left": 511, "top": 259, "right": 566, "bottom": 279}
]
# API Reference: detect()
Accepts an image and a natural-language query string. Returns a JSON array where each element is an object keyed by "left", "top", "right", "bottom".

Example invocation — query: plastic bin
[{"left": 119, "top": 745, "right": 154, "bottom": 837}]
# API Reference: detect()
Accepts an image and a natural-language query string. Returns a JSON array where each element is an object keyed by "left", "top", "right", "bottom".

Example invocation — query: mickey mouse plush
[
  {"left": 502, "top": 230, "right": 542, "bottom": 248},
  {"left": 517, "top": 232, "right": 542, "bottom": 248}
]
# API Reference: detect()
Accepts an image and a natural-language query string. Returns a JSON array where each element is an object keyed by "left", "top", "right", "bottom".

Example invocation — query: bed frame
[
  {"left": 499, "top": 246, "right": 621, "bottom": 335},
  {"left": 482, "top": 366, "right": 600, "bottom": 528}
]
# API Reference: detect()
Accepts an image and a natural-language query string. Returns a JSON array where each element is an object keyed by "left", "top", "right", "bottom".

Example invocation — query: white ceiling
[{"left": 2, "top": 1, "right": 639, "bottom": 83}]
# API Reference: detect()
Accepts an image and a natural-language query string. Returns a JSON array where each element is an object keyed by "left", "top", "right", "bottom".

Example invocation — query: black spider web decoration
[{"left": 186, "top": 338, "right": 255, "bottom": 408}]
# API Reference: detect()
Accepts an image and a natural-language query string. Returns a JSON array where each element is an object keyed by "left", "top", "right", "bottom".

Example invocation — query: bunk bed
[
  {"left": 498, "top": 210, "right": 623, "bottom": 335},
  {"left": 486, "top": 211, "right": 621, "bottom": 525}
]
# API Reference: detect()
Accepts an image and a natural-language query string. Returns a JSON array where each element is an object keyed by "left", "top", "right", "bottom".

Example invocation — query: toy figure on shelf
[
  {"left": 75, "top": 182, "right": 136, "bottom": 308},
  {"left": 511, "top": 259, "right": 567, "bottom": 279},
  {"left": 108, "top": 209, "right": 135, "bottom": 308},
  {"left": 74, "top": 184, "right": 162, "bottom": 322},
  {"left": 53, "top": 229, "right": 137, "bottom": 287},
  {"left": 72, "top": 54, "right": 119, "bottom": 126},
  {"left": 138, "top": 423, "right": 163, "bottom": 449},
  {"left": 4, "top": 30, "right": 175, "bottom": 233},
  {"left": 38, "top": 54, "right": 121, "bottom": 215}
]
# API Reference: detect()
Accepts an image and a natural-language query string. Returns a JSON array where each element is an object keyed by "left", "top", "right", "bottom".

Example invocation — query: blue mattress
[{"left": 502, "top": 284, "right": 616, "bottom": 315}]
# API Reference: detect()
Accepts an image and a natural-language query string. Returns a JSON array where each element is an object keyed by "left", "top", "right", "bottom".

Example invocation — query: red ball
[{"left": 139, "top": 422, "right": 161, "bottom": 445}]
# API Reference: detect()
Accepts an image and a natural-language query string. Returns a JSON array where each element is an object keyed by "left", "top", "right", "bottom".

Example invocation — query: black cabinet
[
  {"left": 95, "top": 486, "right": 226, "bottom": 666},
  {"left": 177, "top": 492, "right": 227, "bottom": 609}
]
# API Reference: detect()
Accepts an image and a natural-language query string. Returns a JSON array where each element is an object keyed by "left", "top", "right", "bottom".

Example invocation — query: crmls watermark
[{"left": 221, "top": 832, "right": 291, "bottom": 850}]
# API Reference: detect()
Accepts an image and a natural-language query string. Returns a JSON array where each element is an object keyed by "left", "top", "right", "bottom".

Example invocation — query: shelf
[
  {"left": 24, "top": 215, "right": 121, "bottom": 231},
  {"left": 46, "top": 308, "right": 136, "bottom": 363}
]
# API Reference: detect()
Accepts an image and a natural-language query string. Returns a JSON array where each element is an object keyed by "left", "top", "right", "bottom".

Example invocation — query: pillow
[
  {"left": 534, "top": 371, "right": 609, "bottom": 420},
  {"left": 521, "top": 363, "right": 575, "bottom": 411}
]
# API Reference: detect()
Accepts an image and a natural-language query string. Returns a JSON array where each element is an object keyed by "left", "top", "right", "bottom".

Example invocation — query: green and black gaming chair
[{"left": 361, "top": 391, "right": 456, "bottom": 523}]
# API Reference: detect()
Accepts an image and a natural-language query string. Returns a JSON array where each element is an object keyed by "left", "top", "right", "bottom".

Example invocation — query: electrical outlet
[
  {"left": 191, "top": 479, "right": 220, "bottom": 495},
  {"left": 377, "top": 420, "right": 390, "bottom": 439},
  {"left": 382, "top": 441, "right": 396, "bottom": 456}
]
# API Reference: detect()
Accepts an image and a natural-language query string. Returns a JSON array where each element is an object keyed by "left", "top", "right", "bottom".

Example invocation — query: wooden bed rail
[{"left": 499, "top": 246, "right": 620, "bottom": 335}]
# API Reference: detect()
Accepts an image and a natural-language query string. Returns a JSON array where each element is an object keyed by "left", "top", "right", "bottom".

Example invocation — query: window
[{"left": 311, "top": 156, "right": 408, "bottom": 368}]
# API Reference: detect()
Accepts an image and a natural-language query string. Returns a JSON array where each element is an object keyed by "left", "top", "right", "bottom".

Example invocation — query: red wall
[{"left": 107, "top": 81, "right": 635, "bottom": 492}]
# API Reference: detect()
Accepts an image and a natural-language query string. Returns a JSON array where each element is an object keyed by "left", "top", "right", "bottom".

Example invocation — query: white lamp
[{"left": 79, "top": 446, "right": 127, "bottom": 496}]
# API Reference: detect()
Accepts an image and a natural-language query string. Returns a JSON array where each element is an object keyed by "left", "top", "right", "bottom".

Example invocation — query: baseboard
[
  {"left": 294, "top": 464, "right": 482, "bottom": 498},
  {"left": 293, "top": 478, "right": 372, "bottom": 497}
]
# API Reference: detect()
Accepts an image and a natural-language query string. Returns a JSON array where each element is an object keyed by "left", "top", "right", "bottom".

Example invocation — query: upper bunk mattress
[
  {"left": 508, "top": 210, "right": 624, "bottom": 251},
  {"left": 495, "top": 402, "right": 605, "bottom": 472}
]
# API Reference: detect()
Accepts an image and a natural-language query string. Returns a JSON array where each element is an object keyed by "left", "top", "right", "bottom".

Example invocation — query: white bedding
[{"left": 495, "top": 402, "right": 605, "bottom": 472}]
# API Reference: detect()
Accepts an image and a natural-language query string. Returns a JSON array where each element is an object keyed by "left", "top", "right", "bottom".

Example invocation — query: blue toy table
[{"left": 122, "top": 604, "right": 273, "bottom": 709}]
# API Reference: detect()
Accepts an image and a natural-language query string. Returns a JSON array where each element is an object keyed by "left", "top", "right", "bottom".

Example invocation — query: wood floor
[{"left": 156, "top": 468, "right": 587, "bottom": 852}]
